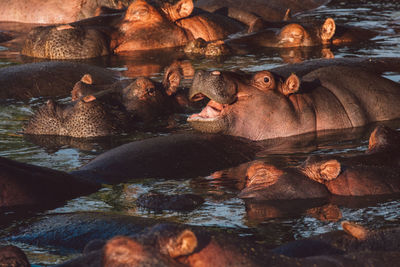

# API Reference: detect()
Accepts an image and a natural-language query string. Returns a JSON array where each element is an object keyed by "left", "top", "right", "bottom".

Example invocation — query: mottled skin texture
[
  {"left": 0, "top": 0, "right": 130, "bottom": 24},
  {"left": 21, "top": 0, "right": 245, "bottom": 59},
  {"left": 22, "top": 24, "right": 110, "bottom": 59},
  {"left": 240, "top": 126, "right": 400, "bottom": 200},
  {"left": 188, "top": 63, "right": 400, "bottom": 140},
  {"left": 23, "top": 97, "right": 127, "bottom": 138},
  {"left": 0, "top": 61, "right": 118, "bottom": 101}
]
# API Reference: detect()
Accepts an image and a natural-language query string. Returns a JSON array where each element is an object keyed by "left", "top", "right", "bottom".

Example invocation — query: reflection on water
[{"left": 1, "top": 0, "right": 400, "bottom": 265}]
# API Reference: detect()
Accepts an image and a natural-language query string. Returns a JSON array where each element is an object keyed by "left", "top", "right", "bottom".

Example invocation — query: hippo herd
[{"left": 0, "top": 0, "right": 399, "bottom": 266}]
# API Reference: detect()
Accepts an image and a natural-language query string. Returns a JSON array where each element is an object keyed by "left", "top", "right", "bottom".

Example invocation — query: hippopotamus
[
  {"left": 0, "top": 245, "right": 30, "bottom": 267},
  {"left": 0, "top": 61, "right": 118, "bottom": 101},
  {"left": 0, "top": 132, "right": 259, "bottom": 208},
  {"left": 0, "top": 0, "right": 130, "bottom": 24},
  {"left": 23, "top": 96, "right": 128, "bottom": 138},
  {"left": 188, "top": 60, "right": 400, "bottom": 140},
  {"left": 23, "top": 61, "right": 199, "bottom": 138},
  {"left": 7, "top": 217, "right": 400, "bottom": 267},
  {"left": 239, "top": 126, "right": 400, "bottom": 200},
  {"left": 20, "top": 0, "right": 258, "bottom": 59},
  {"left": 228, "top": 18, "right": 377, "bottom": 48},
  {"left": 0, "top": 156, "right": 99, "bottom": 209},
  {"left": 195, "top": 0, "right": 331, "bottom": 21}
]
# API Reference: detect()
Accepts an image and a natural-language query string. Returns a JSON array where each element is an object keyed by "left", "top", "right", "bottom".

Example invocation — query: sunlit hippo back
[{"left": 22, "top": 25, "right": 110, "bottom": 59}]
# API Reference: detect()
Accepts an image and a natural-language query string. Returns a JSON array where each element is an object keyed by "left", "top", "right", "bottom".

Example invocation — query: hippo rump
[
  {"left": 0, "top": 0, "right": 130, "bottom": 24},
  {"left": 188, "top": 58, "right": 400, "bottom": 140},
  {"left": 20, "top": 0, "right": 253, "bottom": 59},
  {"left": 0, "top": 61, "right": 118, "bottom": 101},
  {"left": 239, "top": 126, "right": 400, "bottom": 200}
]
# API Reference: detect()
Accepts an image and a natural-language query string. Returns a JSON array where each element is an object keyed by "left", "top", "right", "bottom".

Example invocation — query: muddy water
[{"left": 0, "top": 0, "right": 400, "bottom": 265}]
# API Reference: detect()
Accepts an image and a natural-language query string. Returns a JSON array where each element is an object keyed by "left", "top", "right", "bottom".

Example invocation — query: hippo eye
[{"left": 264, "top": 77, "right": 270, "bottom": 83}]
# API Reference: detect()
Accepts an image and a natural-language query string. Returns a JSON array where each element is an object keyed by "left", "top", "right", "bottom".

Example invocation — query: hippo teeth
[{"left": 188, "top": 100, "right": 224, "bottom": 121}]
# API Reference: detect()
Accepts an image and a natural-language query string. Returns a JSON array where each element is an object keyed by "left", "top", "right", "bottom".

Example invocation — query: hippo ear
[
  {"left": 171, "top": 0, "right": 194, "bottom": 21},
  {"left": 80, "top": 74, "right": 93, "bottom": 85},
  {"left": 319, "top": 159, "right": 341, "bottom": 181},
  {"left": 283, "top": 8, "right": 291, "bottom": 21},
  {"left": 163, "top": 68, "right": 181, "bottom": 96},
  {"left": 103, "top": 236, "right": 147, "bottom": 266},
  {"left": 321, "top": 18, "right": 336, "bottom": 41},
  {"left": 341, "top": 221, "right": 369, "bottom": 240},
  {"left": 82, "top": 95, "right": 96, "bottom": 103},
  {"left": 167, "top": 229, "right": 198, "bottom": 258},
  {"left": 282, "top": 74, "right": 300, "bottom": 96}
]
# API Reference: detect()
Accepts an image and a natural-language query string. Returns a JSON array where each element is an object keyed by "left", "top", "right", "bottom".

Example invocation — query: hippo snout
[{"left": 190, "top": 70, "right": 237, "bottom": 104}]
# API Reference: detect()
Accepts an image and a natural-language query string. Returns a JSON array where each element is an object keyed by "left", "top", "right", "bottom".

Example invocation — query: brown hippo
[
  {"left": 228, "top": 18, "right": 377, "bottom": 48},
  {"left": 23, "top": 96, "right": 128, "bottom": 138},
  {"left": 0, "top": 156, "right": 99, "bottom": 209},
  {"left": 0, "top": 0, "right": 130, "bottom": 24},
  {"left": 188, "top": 61, "right": 400, "bottom": 140},
  {"left": 0, "top": 61, "right": 118, "bottom": 101},
  {"left": 22, "top": 63, "right": 198, "bottom": 138},
  {"left": 6, "top": 219, "right": 400, "bottom": 267},
  {"left": 20, "top": 0, "right": 252, "bottom": 59},
  {"left": 239, "top": 126, "right": 400, "bottom": 200},
  {"left": 0, "top": 245, "right": 30, "bottom": 267},
  {"left": 195, "top": 0, "right": 331, "bottom": 21}
]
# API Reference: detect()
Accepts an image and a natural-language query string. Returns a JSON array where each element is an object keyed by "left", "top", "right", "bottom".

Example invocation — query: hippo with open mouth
[{"left": 188, "top": 63, "right": 400, "bottom": 140}]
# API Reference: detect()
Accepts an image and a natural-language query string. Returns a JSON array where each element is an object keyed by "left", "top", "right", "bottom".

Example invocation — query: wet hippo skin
[
  {"left": 0, "top": 61, "right": 118, "bottom": 101},
  {"left": 188, "top": 59, "right": 400, "bottom": 140},
  {"left": 0, "top": 0, "right": 129, "bottom": 24},
  {"left": 20, "top": 0, "right": 248, "bottom": 59},
  {"left": 195, "top": 0, "right": 331, "bottom": 21},
  {"left": 239, "top": 126, "right": 400, "bottom": 200}
]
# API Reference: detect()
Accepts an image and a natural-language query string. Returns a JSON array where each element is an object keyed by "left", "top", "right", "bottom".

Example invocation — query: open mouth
[{"left": 187, "top": 96, "right": 227, "bottom": 122}]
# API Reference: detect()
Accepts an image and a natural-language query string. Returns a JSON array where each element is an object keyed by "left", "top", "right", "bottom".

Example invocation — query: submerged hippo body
[
  {"left": 0, "top": 61, "right": 118, "bottom": 101},
  {"left": 21, "top": 0, "right": 246, "bottom": 59},
  {"left": 229, "top": 18, "right": 376, "bottom": 48},
  {"left": 188, "top": 62, "right": 400, "bottom": 140},
  {"left": 196, "top": 0, "right": 331, "bottom": 21},
  {"left": 240, "top": 126, "right": 400, "bottom": 200},
  {"left": 0, "top": 0, "right": 129, "bottom": 24}
]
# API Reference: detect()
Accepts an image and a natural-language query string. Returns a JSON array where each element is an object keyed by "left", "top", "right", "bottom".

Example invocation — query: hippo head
[
  {"left": 23, "top": 96, "right": 124, "bottom": 138},
  {"left": 112, "top": 0, "right": 195, "bottom": 52},
  {"left": 188, "top": 69, "right": 302, "bottom": 140},
  {"left": 238, "top": 161, "right": 329, "bottom": 200},
  {"left": 103, "top": 224, "right": 198, "bottom": 265},
  {"left": 276, "top": 18, "right": 336, "bottom": 47},
  {"left": 122, "top": 77, "right": 176, "bottom": 121}
]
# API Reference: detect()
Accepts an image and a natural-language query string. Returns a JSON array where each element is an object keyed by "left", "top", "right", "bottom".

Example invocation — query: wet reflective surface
[{"left": 0, "top": 0, "right": 400, "bottom": 265}]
